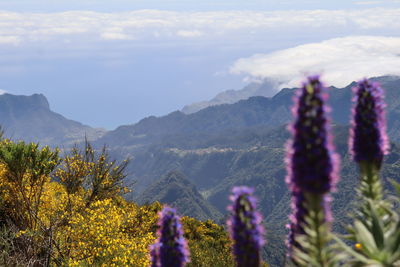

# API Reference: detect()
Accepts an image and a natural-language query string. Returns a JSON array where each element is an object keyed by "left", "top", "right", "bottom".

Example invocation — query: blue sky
[{"left": 0, "top": 1, "right": 399, "bottom": 129}]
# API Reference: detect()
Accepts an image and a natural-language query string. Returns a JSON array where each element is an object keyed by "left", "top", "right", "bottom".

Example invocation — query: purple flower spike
[
  {"left": 286, "top": 75, "right": 340, "bottom": 195},
  {"left": 285, "top": 76, "right": 339, "bottom": 253},
  {"left": 150, "top": 207, "right": 190, "bottom": 267},
  {"left": 349, "top": 78, "right": 389, "bottom": 167},
  {"left": 227, "top": 186, "right": 265, "bottom": 267}
]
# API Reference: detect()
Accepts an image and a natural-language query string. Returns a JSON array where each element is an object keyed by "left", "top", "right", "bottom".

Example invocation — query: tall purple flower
[
  {"left": 150, "top": 207, "right": 190, "bottom": 267},
  {"left": 349, "top": 78, "right": 389, "bottom": 167},
  {"left": 285, "top": 76, "right": 339, "bottom": 253},
  {"left": 286, "top": 75, "right": 339, "bottom": 195},
  {"left": 227, "top": 186, "right": 265, "bottom": 267}
]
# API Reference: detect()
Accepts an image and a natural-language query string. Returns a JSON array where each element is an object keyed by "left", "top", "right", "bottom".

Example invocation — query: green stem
[
  {"left": 305, "top": 193, "right": 330, "bottom": 267},
  {"left": 359, "top": 161, "right": 383, "bottom": 202}
]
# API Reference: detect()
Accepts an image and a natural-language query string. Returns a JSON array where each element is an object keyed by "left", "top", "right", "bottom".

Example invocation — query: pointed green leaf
[{"left": 354, "top": 220, "right": 377, "bottom": 255}]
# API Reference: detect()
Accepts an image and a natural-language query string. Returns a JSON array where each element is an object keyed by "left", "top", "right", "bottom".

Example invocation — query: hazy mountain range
[
  {"left": 1, "top": 75, "right": 400, "bottom": 266},
  {"left": 181, "top": 78, "right": 279, "bottom": 114}
]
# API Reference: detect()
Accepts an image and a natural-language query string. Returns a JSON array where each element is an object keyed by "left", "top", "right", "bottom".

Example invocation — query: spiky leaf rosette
[
  {"left": 285, "top": 76, "right": 340, "bottom": 266},
  {"left": 150, "top": 207, "right": 190, "bottom": 267},
  {"left": 227, "top": 186, "right": 265, "bottom": 267}
]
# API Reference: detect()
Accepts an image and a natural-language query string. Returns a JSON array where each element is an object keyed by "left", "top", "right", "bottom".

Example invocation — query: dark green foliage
[
  {"left": 139, "top": 171, "right": 222, "bottom": 221},
  {"left": 0, "top": 140, "right": 60, "bottom": 229},
  {"left": 182, "top": 217, "right": 235, "bottom": 267},
  {"left": 0, "top": 141, "right": 60, "bottom": 183}
]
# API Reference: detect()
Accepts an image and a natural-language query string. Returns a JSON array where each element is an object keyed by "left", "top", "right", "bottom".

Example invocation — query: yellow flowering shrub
[
  {"left": 182, "top": 217, "right": 234, "bottom": 267},
  {"left": 0, "top": 139, "right": 164, "bottom": 266},
  {"left": 62, "top": 199, "right": 158, "bottom": 266},
  {"left": 37, "top": 181, "right": 69, "bottom": 225},
  {"left": 0, "top": 139, "right": 236, "bottom": 266}
]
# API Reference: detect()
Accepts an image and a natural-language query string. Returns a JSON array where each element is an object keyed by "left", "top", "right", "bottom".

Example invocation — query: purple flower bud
[
  {"left": 349, "top": 78, "right": 389, "bottom": 167},
  {"left": 285, "top": 76, "right": 339, "bottom": 253},
  {"left": 227, "top": 186, "right": 265, "bottom": 267},
  {"left": 150, "top": 207, "right": 190, "bottom": 267}
]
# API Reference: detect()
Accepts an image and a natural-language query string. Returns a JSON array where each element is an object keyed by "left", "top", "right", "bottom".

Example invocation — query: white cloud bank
[
  {"left": 0, "top": 8, "right": 399, "bottom": 46},
  {"left": 230, "top": 36, "right": 400, "bottom": 89}
]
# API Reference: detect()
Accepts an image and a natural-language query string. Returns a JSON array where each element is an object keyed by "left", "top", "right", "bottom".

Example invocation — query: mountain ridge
[{"left": 96, "top": 75, "right": 400, "bottom": 151}]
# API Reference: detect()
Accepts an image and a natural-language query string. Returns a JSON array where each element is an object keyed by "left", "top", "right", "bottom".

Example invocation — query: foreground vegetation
[
  {"left": 0, "top": 138, "right": 233, "bottom": 266},
  {"left": 1, "top": 76, "right": 400, "bottom": 266}
]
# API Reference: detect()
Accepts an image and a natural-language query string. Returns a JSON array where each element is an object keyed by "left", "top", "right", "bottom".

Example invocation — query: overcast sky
[
  {"left": 0, "top": 1, "right": 399, "bottom": 129},
  {"left": 3, "top": 0, "right": 400, "bottom": 12}
]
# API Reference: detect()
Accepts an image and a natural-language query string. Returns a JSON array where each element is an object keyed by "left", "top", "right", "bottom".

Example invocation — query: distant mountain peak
[
  {"left": 0, "top": 93, "right": 106, "bottom": 146},
  {"left": 0, "top": 93, "right": 50, "bottom": 112},
  {"left": 182, "top": 78, "right": 279, "bottom": 114}
]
